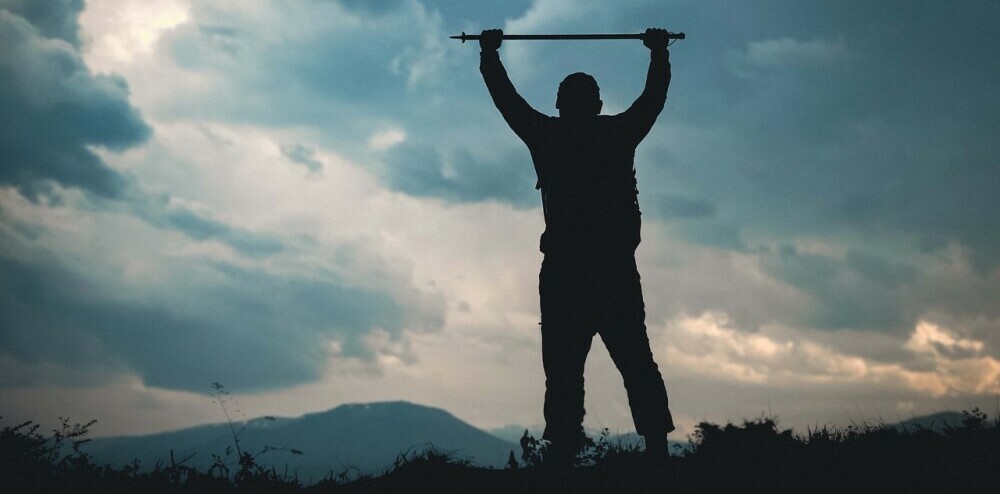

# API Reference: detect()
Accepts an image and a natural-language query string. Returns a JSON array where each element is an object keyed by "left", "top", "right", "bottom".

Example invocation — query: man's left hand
[{"left": 643, "top": 28, "right": 670, "bottom": 51}]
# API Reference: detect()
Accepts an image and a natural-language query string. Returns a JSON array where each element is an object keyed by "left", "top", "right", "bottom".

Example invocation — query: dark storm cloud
[
  {"left": 583, "top": 0, "right": 1000, "bottom": 334},
  {"left": 759, "top": 244, "right": 920, "bottom": 331},
  {"left": 634, "top": 0, "right": 1000, "bottom": 270},
  {"left": 280, "top": 143, "right": 324, "bottom": 172},
  {"left": 165, "top": 18, "right": 405, "bottom": 125},
  {"left": 672, "top": 218, "right": 745, "bottom": 251},
  {"left": 654, "top": 194, "right": 716, "bottom": 220},
  {"left": 378, "top": 142, "right": 538, "bottom": 207},
  {"left": 0, "top": 5, "right": 150, "bottom": 200},
  {"left": 844, "top": 251, "right": 918, "bottom": 289},
  {"left": 101, "top": 190, "right": 287, "bottom": 258},
  {"left": 335, "top": 0, "right": 534, "bottom": 24},
  {"left": 157, "top": 207, "right": 284, "bottom": 258},
  {"left": 0, "top": 0, "right": 82, "bottom": 44},
  {"left": 0, "top": 241, "right": 445, "bottom": 391},
  {"left": 335, "top": 0, "right": 403, "bottom": 15}
]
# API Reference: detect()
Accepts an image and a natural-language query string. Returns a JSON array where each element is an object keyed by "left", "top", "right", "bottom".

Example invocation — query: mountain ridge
[
  {"left": 83, "top": 401, "right": 968, "bottom": 484},
  {"left": 84, "top": 400, "right": 517, "bottom": 483}
]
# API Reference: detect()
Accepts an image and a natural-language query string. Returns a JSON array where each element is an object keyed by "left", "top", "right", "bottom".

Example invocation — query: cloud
[
  {"left": 337, "top": 0, "right": 533, "bottom": 24},
  {"left": 655, "top": 194, "right": 716, "bottom": 220},
  {"left": 906, "top": 321, "right": 984, "bottom": 361},
  {"left": 377, "top": 142, "right": 538, "bottom": 207},
  {"left": 1, "top": 2, "right": 281, "bottom": 261},
  {"left": 75, "top": 0, "right": 188, "bottom": 68},
  {"left": 128, "top": 0, "right": 556, "bottom": 209},
  {"left": 682, "top": 17, "right": 998, "bottom": 270},
  {"left": 1, "top": 0, "right": 83, "bottom": 43},
  {"left": 0, "top": 4, "right": 150, "bottom": 199},
  {"left": 137, "top": 195, "right": 286, "bottom": 258},
  {"left": 368, "top": 129, "right": 406, "bottom": 151},
  {"left": 280, "top": 143, "right": 323, "bottom": 172},
  {"left": 154, "top": 0, "right": 452, "bottom": 127},
  {"left": 0, "top": 215, "right": 445, "bottom": 391},
  {"left": 648, "top": 312, "right": 998, "bottom": 436},
  {"left": 736, "top": 38, "right": 849, "bottom": 72},
  {"left": 660, "top": 313, "right": 1000, "bottom": 397},
  {"left": 758, "top": 244, "right": 917, "bottom": 331}
]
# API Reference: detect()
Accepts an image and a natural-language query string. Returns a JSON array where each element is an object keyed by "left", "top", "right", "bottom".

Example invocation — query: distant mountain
[
  {"left": 487, "top": 424, "right": 542, "bottom": 444},
  {"left": 84, "top": 404, "right": 966, "bottom": 484},
  {"left": 84, "top": 401, "right": 517, "bottom": 484}
]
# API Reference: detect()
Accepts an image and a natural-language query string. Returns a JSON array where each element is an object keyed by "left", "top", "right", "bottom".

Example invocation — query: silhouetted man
[{"left": 478, "top": 28, "right": 674, "bottom": 464}]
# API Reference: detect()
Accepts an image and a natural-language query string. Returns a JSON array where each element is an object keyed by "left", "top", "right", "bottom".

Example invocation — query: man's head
[{"left": 556, "top": 72, "right": 602, "bottom": 117}]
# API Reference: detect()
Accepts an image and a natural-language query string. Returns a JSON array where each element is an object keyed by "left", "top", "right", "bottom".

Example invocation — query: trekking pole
[{"left": 450, "top": 32, "right": 686, "bottom": 43}]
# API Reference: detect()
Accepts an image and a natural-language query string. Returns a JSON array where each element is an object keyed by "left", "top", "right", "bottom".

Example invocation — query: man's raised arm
[
  {"left": 619, "top": 28, "right": 672, "bottom": 145},
  {"left": 479, "top": 29, "right": 546, "bottom": 145}
]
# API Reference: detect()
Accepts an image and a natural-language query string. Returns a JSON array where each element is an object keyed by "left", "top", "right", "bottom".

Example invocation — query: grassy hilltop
[{"left": 3, "top": 407, "right": 998, "bottom": 493}]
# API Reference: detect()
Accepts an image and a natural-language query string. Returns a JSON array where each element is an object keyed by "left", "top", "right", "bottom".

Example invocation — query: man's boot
[
  {"left": 544, "top": 436, "right": 587, "bottom": 468},
  {"left": 644, "top": 435, "right": 670, "bottom": 465}
]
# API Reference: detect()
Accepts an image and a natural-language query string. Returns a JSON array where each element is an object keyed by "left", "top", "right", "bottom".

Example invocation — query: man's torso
[{"left": 528, "top": 115, "right": 642, "bottom": 256}]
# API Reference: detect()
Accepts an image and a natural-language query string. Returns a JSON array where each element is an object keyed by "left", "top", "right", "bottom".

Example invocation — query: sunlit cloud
[
  {"left": 368, "top": 128, "right": 407, "bottom": 151},
  {"left": 660, "top": 314, "right": 1000, "bottom": 397},
  {"left": 79, "top": 0, "right": 189, "bottom": 69}
]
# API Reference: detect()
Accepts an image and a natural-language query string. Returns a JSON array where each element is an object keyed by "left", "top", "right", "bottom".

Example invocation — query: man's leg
[
  {"left": 540, "top": 318, "right": 593, "bottom": 464},
  {"left": 598, "top": 262, "right": 674, "bottom": 458},
  {"left": 539, "top": 257, "right": 594, "bottom": 464}
]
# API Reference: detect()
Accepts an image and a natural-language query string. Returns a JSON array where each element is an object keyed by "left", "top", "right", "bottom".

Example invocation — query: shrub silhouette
[
  {"left": 208, "top": 382, "right": 303, "bottom": 486},
  {"left": 2, "top": 409, "right": 998, "bottom": 493}
]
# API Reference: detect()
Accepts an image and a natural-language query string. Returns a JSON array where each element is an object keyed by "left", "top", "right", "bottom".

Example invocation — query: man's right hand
[
  {"left": 643, "top": 28, "right": 670, "bottom": 51},
  {"left": 480, "top": 29, "right": 503, "bottom": 52}
]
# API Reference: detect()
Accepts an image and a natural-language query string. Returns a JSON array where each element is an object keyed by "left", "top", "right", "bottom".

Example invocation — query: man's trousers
[{"left": 538, "top": 254, "right": 674, "bottom": 448}]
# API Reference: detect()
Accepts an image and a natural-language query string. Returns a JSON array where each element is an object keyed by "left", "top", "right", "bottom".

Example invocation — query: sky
[{"left": 1, "top": 0, "right": 998, "bottom": 440}]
